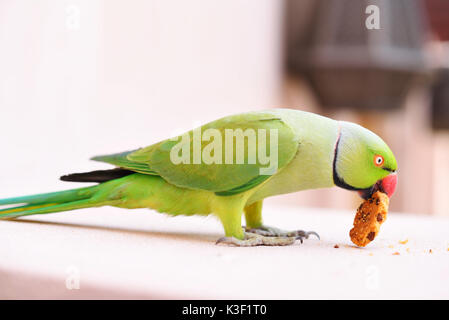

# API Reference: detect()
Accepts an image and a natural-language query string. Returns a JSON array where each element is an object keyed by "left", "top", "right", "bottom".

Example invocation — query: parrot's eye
[{"left": 374, "top": 155, "right": 384, "bottom": 167}]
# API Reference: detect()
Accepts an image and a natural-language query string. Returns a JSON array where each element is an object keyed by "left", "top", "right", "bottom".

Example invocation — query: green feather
[{"left": 91, "top": 150, "right": 158, "bottom": 175}]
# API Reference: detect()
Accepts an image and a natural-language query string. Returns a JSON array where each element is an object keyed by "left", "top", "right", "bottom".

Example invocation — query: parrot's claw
[
  {"left": 244, "top": 225, "right": 320, "bottom": 241},
  {"left": 215, "top": 232, "right": 296, "bottom": 247}
]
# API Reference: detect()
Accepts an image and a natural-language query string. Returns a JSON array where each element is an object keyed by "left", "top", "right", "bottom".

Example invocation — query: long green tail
[{"left": 0, "top": 185, "right": 102, "bottom": 219}]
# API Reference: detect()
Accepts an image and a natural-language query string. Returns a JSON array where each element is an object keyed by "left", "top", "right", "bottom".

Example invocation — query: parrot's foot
[
  {"left": 215, "top": 232, "right": 296, "bottom": 247},
  {"left": 244, "top": 225, "right": 320, "bottom": 243}
]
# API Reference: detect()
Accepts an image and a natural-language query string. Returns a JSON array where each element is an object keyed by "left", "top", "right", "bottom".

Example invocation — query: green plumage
[
  {"left": 0, "top": 109, "right": 397, "bottom": 241},
  {"left": 92, "top": 112, "right": 300, "bottom": 193}
]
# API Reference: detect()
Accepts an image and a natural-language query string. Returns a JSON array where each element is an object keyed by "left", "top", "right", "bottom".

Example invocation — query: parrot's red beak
[
  {"left": 357, "top": 173, "right": 397, "bottom": 199},
  {"left": 380, "top": 173, "right": 397, "bottom": 197}
]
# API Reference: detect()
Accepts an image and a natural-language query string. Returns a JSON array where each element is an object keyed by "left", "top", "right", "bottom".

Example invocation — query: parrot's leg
[
  {"left": 214, "top": 198, "right": 296, "bottom": 246},
  {"left": 214, "top": 198, "right": 246, "bottom": 240},
  {"left": 244, "top": 200, "right": 264, "bottom": 229}
]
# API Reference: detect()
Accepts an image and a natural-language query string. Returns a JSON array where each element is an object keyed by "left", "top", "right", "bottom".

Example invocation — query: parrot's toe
[
  {"left": 244, "top": 225, "right": 320, "bottom": 242},
  {"left": 215, "top": 232, "right": 296, "bottom": 247}
]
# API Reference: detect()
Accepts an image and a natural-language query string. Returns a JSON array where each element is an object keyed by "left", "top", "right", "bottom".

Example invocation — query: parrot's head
[{"left": 333, "top": 121, "right": 398, "bottom": 199}]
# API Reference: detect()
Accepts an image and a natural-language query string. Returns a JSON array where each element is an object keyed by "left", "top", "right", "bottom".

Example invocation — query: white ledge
[{"left": 1, "top": 204, "right": 448, "bottom": 299}]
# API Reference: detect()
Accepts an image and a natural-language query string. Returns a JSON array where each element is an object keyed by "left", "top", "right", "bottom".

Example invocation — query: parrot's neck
[{"left": 247, "top": 111, "right": 340, "bottom": 203}]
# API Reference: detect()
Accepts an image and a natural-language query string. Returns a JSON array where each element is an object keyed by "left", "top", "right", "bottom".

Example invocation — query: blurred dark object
[
  {"left": 286, "top": 0, "right": 431, "bottom": 111},
  {"left": 431, "top": 67, "right": 449, "bottom": 129},
  {"left": 424, "top": 0, "right": 449, "bottom": 40}
]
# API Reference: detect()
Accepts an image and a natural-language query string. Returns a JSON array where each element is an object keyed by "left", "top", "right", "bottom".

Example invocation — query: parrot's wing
[
  {"left": 93, "top": 112, "right": 300, "bottom": 195},
  {"left": 91, "top": 150, "right": 159, "bottom": 175}
]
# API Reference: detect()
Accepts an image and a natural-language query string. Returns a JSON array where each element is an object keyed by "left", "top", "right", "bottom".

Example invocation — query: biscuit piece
[{"left": 350, "top": 191, "right": 389, "bottom": 247}]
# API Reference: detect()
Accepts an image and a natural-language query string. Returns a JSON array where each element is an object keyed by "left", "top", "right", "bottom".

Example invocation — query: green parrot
[{"left": 0, "top": 109, "right": 397, "bottom": 246}]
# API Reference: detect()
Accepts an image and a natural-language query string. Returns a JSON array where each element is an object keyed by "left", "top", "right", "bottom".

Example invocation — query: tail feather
[
  {"left": 0, "top": 185, "right": 100, "bottom": 219},
  {"left": 0, "top": 186, "right": 97, "bottom": 206},
  {"left": 60, "top": 168, "right": 134, "bottom": 183},
  {"left": 0, "top": 199, "right": 97, "bottom": 219}
]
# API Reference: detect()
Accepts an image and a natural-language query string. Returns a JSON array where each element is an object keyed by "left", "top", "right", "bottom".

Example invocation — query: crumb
[
  {"left": 406, "top": 248, "right": 410, "bottom": 253},
  {"left": 399, "top": 239, "right": 408, "bottom": 245},
  {"left": 334, "top": 244, "right": 339, "bottom": 248},
  {"left": 388, "top": 244, "right": 394, "bottom": 248},
  {"left": 368, "top": 252, "right": 374, "bottom": 256},
  {"left": 392, "top": 252, "right": 400, "bottom": 255}
]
